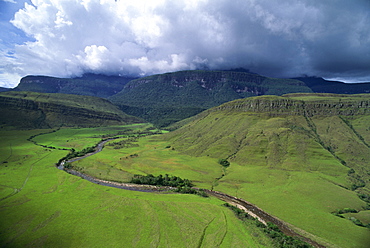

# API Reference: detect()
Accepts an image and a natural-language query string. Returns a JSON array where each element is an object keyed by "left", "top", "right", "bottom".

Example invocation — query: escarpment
[{"left": 211, "top": 94, "right": 370, "bottom": 116}]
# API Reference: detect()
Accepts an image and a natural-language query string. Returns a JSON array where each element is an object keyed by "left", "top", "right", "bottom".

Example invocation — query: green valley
[
  {"left": 1, "top": 93, "right": 370, "bottom": 248},
  {"left": 0, "top": 125, "right": 276, "bottom": 248}
]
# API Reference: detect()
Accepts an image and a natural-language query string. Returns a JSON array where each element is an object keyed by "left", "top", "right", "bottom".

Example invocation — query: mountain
[
  {"left": 14, "top": 74, "right": 137, "bottom": 98},
  {"left": 294, "top": 77, "right": 370, "bottom": 94},
  {"left": 0, "top": 91, "right": 143, "bottom": 129},
  {"left": 109, "top": 70, "right": 313, "bottom": 126},
  {"left": 0, "top": 87, "right": 11, "bottom": 92},
  {"left": 163, "top": 93, "right": 370, "bottom": 247}
]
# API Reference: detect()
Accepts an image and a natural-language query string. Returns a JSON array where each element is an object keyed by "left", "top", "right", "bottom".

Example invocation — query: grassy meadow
[
  {"left": 69, "top": 117, "right": 370, "bottom": 247},
  {"left": 2, "top": 92, "right": 370, "bottom": 248},
  {"left": 163, "top": 103, "right": 370, "bottom": 248},
  {"left": 0, "top": 126, "right": 276, "bottom": 247}
]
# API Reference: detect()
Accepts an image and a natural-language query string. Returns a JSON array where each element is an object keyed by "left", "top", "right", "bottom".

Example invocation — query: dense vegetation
[
  {"left": 14, "top": 74, "right": 136, "bottom": 98},
  {"left": 129, "top": 174, "right": 208, "bottom": 196},
  {"left": 131, "top": 174, "right": 193, "bottom": 187},
  {"left": 0, "top": 91, "right": 143, "bottom": 128}
]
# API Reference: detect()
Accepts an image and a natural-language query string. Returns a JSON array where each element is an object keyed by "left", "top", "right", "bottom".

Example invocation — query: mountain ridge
[
  {"left": 0, "top": 91, "right": 143, "bottom": 129},
  {"left": 13, "top": 74, "right": 137, "bottom": 98},
  {"left": 109, "top": 70, "right": 313, "bottom": 126}
]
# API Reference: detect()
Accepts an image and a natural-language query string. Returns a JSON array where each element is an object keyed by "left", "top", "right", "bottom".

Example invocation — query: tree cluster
[
  {"left": 130, "top": 174, "right": 208, "bottom": 197},
  {"left": 218, "top": 158, "right": 230, "bottom": 167},
  {"left": 130, "top": 174, "right": 193, "bottom": 187},
  {"left": 64, "top": 146, "right": 96, "bottom": 160}
]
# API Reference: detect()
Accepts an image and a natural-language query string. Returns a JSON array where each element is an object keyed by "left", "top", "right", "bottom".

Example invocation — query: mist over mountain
[{"left": 1, "top": 0, "right": 370, "bottom": 87}]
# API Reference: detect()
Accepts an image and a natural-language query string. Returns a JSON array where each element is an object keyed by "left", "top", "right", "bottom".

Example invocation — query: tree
[{"left": 218, "top": 158, "right": 230, "bottom": 167}]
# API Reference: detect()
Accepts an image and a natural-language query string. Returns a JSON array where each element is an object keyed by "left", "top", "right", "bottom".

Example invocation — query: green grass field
[
  {"left": 161, "top": 97, "right": 370, "bottom": 248},
  {"left": 2, "top": 93, "right": 370, "bottom": 248},
  {"left": 0, "top": 127, "right": 275, "bottom": 248},
  {"left": 71, "top": 122, "right": 370, "bottom": 247}
]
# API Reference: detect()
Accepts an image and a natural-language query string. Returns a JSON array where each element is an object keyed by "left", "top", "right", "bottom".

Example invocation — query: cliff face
[
  {"left": 122, "top": 70, "right": 309, "bottom": 95},
  {"left": 15, "top": 74, "right": 135, "bottom": 98},
  {"left": 0, "top": 92, "right": 143, "bottom": 129},
  {"left": 125, "top": 71, "right": 266, "bottom": 91}
]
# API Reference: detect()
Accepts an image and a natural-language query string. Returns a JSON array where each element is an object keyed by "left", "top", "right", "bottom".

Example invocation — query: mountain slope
[
  {"left": 0, "top": 91, "right": 143, "bottom": 129},
  {"left": 163, "top": 93, "right": 370, "bottom": 248},
  {"left": 109, "top": 70, "right": 313, "bottom": 126},
  {"left": 14, "top": 74, "right": 136, "bottom": 98}
]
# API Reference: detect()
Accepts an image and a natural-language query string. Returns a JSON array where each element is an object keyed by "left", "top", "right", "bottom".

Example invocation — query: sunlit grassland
[
  {"left": 74, "top": 135, "right": 223, "bottom": 189},
  {"left": 214, "top": 164, "right": 368, "bottom": 248},
  {"left": 31, "top": 123, "right": 151, "bottom": 150},
  {"left": 164, "top": 109, "right": 370, "bottom": 248},
  {"left": 0, "top": 127, "right": 273, "bottom": 247}
]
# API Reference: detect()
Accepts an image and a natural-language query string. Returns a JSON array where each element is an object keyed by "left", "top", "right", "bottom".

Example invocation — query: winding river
[{"left": 56, "top": 139, "right": 325, "bottom": 248}]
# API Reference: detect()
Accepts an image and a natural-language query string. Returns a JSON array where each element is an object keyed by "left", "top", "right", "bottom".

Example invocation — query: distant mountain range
[
  {"left": 293, "top": 77, "right": 370, "bottom": 94},
  {"left": 0, "top": 87, "right": 11, "bottom": 92},
  {"left": 3, "top": 70, "right": 370, "bottom": 127}
]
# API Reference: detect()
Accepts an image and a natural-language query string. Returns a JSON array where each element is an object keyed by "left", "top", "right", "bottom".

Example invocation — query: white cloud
[{"left": 0, "top": 0, "right": 369, "bottom": 87}]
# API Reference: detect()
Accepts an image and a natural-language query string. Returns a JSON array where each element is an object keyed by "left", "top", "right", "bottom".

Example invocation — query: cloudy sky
[{"left": 0, "top": 0, "right": 369, "bottom": 87}]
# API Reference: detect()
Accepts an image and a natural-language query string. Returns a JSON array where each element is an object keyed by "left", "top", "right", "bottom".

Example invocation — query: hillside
[
  {"left": 294, "top": 77, "right": 370, "bottom": 94},
  {"left": 109, "top": 70, "right": 313, "bottom": 126},
  {"left": 0, "top": 91, "right": 143, "bottom": 129},
  {"left": 14, "top": 74, "right": 136, "bottom": 98},
  {"left": 163, "top": 93, "right": 370, "bottom": 247}
]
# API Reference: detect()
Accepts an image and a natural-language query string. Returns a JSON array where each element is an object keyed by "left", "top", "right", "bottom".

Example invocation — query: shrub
[{"left": 218, "top": 158, "right": 230, "bottom": 167}]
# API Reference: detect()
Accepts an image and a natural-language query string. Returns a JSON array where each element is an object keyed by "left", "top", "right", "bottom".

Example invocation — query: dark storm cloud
[{"left": 1, "top": 0, "right": 369, "bottom": 87}]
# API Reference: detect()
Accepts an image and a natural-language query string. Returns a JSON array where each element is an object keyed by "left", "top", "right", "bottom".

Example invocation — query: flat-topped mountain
[
  {"left": 14, "top": 74, "right": 136, "bottom": 98},
  {"left": 0, "top": 91, "right": 143, "bottom": 129}
]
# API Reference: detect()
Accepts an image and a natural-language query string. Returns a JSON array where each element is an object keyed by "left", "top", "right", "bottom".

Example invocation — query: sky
[{"left": 0, "top": 0, "right": 370, "bottom": 88}]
